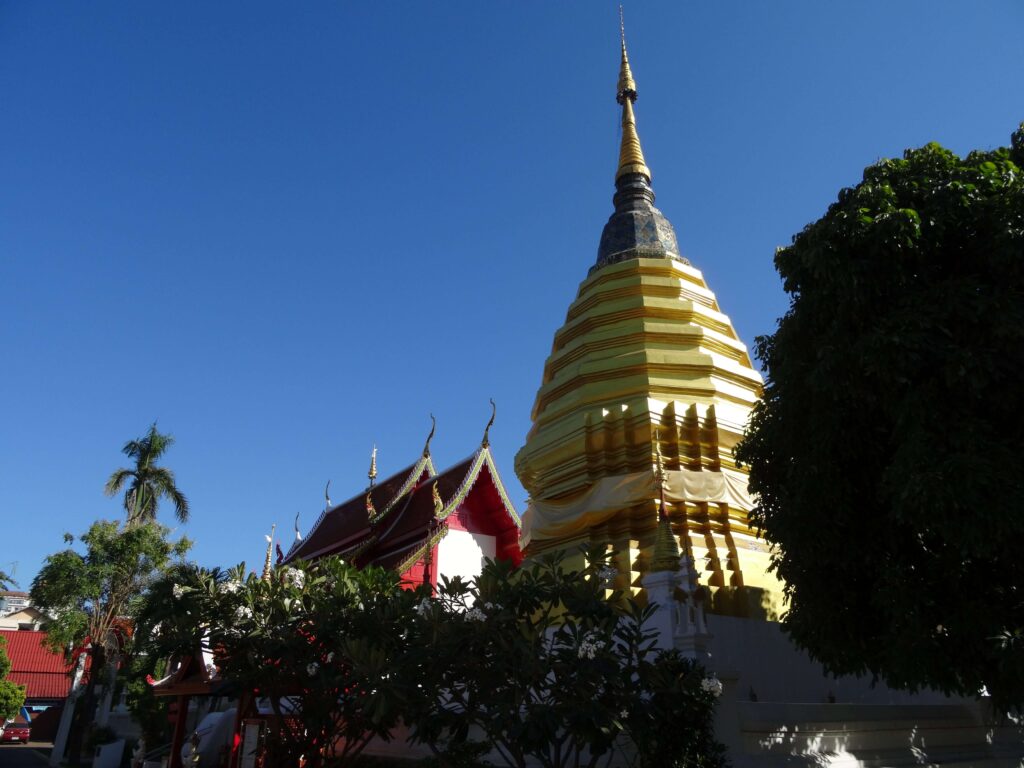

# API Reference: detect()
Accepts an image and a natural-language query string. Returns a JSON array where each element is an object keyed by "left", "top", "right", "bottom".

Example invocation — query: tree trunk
[{"left": 67, "top": 645, "right": 105, "bottom": 766}]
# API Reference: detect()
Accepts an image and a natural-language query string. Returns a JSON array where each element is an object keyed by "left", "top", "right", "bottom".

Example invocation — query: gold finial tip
[{"left": 616, "top": 6, "right": 637, "bottom": 104}]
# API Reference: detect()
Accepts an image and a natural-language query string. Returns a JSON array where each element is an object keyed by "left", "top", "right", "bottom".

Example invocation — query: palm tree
[{"left": 104, "top": 424, "right": 190, "bottom": 525}]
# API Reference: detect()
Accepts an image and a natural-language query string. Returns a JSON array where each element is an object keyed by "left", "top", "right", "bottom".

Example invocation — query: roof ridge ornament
[
  {"left": 368, "top": 444, "right": 378, "bottom": 488},
  {"left": 324, "top": 480, "right": 332, "bottom": 511},
  {"left": 423, "top": 414, "right": 436, "bottom": 458},
  {"left": 432, "top": 481, "right": 444, "bottom": 517},
  {"left": 481, "top": 399, "right": 496, "bottom": 448}
]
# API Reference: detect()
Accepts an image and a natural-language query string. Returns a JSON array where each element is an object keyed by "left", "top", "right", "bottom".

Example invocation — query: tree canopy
[
  {"left": 737, "top": 123, "right": 1024, "bottom": 709},
  {"left": 0, "top": 635, "right": 27, "bottom": 723},
  {"left": 104, "top": 423, "right": 190, "bottom": 524},
  {"left": 31, "top": 520, "right": 190, "bottom": 763},
  {"left": 135, "top": 552, "right": 725, "bottom": 768}
]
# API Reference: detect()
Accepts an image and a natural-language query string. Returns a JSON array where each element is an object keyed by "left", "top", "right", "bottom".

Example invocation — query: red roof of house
[{"left": 1, "top": 630, "right": 74, "bottom": 700}]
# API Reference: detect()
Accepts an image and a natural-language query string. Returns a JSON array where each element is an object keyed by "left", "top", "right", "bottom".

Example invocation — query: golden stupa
[{"left": 515, "top": 24, "right": 780, "bottom": 616}]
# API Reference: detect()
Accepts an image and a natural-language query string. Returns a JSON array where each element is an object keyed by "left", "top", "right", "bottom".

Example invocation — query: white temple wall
[{"left": 437, "top": 528, "right": 496, "bottom": 586}]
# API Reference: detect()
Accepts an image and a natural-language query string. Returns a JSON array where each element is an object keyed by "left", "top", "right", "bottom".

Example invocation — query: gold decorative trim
[{"left": 394, "top": 522, "right": 450, "bottom": 575}]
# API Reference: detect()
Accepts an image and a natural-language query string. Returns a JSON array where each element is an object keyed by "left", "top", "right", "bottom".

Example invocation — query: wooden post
[
  {"left": 168, "top": 694, "right": 190, "bottom": 768},
  {"left": 227, "top": 691, "right": 249, "bottom": 768}
]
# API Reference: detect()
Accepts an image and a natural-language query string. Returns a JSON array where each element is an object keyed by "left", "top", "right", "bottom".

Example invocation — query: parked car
[{"left": 1, "top": 711, "right": 32, "bottom": 743}]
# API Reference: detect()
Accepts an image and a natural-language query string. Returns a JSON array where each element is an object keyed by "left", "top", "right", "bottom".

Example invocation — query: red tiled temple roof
[
  {"left": 287, "top": 446, "right": 521, "bottom": 574},
  {"left": 0, "top": 629, "right": 74, "bottom": 700},
  {"left": 286, "top": 456, "right": 433, "bottom": 563}
]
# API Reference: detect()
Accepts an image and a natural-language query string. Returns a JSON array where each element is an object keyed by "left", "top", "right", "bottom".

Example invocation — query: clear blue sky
[{"left": 3, "top": 2, "right": 1022, "bottom": 586}]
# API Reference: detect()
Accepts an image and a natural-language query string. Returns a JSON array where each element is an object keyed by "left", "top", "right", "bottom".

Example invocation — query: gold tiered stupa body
[{"left": 515, "top": 31, "right": 781, "bottom": 613}]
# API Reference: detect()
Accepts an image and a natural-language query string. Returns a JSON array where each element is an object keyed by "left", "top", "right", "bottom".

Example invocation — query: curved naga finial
[
  {"left": 294, "top": 511, "right": 303, "bottom": 542},
  {"left": 422, "top": 413, "right": 436, "bottom": 458},
  {"left": 482, "top": 399, "right": 497, "bottom": 448},
  {"left": 324, "top": 480, "right": 332, "bottom": 511}
]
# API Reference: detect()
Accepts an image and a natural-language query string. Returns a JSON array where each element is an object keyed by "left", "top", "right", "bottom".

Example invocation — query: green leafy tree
[
  {"left": 137, "top": 553, "right": 724, "bottom": 768},
  {"left": 136, "top": 557, "right": 422, "bottom": 768},
  {"left": 31, "top": 520, "right": 191, "bottom": 764},
  {"left": 105, "top": 423, "right": 190, "bottom": 524},
  {"left": 736, "top": 123, "right": 1024, "bottom": 710},
  {"left": 0, "top": 635, "right": 27, "bottom": 723},
  {"left": 406, "top": 551, "right": 725, "bottom": 768}
]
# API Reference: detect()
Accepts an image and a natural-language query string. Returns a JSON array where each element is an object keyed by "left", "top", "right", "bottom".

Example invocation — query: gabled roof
[
  {"left": 0, "top": 629, "right": 73, "bottom": 700},
  {"left": 285, "top": 455, "right": 434, "bottom": 563},
  {"left": 355, "top": 446, "right": 522, "bottom": 572}
]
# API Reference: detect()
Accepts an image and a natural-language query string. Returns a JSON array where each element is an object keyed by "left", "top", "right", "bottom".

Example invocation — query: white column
[{"left": 640, "top": 570, "right": 677, "bottom": 650}]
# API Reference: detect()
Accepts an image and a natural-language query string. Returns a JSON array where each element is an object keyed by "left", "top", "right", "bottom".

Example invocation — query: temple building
[
  {"left": 515, "top": 28, "right": 780, "bottom": 615},
  {"left": 284, "top": 418, "right": 522, "bottom": 586}
]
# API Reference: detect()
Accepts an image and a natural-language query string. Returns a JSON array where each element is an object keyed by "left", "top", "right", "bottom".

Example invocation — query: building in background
[
  {"left": 0, "top": 628, "right": 74, "bottom": 741},
  {"left": 0, "top": 591, "right": 48, "bottom": 631}
]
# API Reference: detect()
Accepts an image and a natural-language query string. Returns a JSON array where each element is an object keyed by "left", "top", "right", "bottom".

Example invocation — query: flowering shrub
[
  {"left": 136, "top": 549, "right": 724, "bottom": 768},
  {"left": 137, "top": 558, "right": 421, "bottom": 768},
  {"left": 404, "top": 549, "right": 726, "bottom": 768}
]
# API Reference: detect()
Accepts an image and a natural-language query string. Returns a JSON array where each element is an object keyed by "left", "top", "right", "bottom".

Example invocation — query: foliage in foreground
[
  {"left": 0, "top": 635, "right": 27, "bottom": 723},
  {"left": 31, "top": 519, "right": 190, "bottom": 764},
  {"left": 737, "top": 123, "right": 1024, "bottom": 710},
  {"left": 136, "top": 552, "right": 725, "bottom": 768}
]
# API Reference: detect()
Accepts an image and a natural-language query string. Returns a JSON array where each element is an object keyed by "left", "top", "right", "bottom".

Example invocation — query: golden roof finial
[
  {"left": 368, "top": 444, "right": 378, "bottom": 488},
  {"left": 617, "top": 6, "right": 636, "bottom": 103},
  {"left": 262, "top": 524, "right": 276, "bottom": 582},
  {"left": 650, "top": 510, "right": 681, "bottom": 572},
  {"left": 616, "top": 7, "right": 651, "bottom": 182}
]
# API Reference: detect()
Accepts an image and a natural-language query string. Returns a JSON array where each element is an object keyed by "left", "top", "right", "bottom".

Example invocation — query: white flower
[
  {"left": 306, "top": 662, "right": 319, "bottom": 676},
  {"left": 701, "top": 677, "right": 723, "bottom": 698},
  {"left": 284, "top": 568, "right": 306, "bottom": 589},
  {"left": 619, "top": 709, "right": 629, "bottom": 719},
  {"left": 483, "top": 602, "right": 502, "bottom": 612},
  {"left": 325, "top": 652, "right": 335, "bottom": 664},
  {"left": 415, "top": 598, "right": 432, "bottom": 617},
  {"left": 172, "top": 584, "right": 185, "bottom": 599},
  {"left": 219, "top": 580, "right": 242, "bottom": 594},
  {"left": 465, "top": 607, "right": 486, "bottom": 622},
  {"left": 234, "top": 606, "right": 254, "bottom": 622},
  {"left": 577, "top": 632, "right": 605, "bottom": 659}
]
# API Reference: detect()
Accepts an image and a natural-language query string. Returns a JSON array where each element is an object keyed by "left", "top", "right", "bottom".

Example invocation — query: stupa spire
[
  {"left": 616, "top": 8, "right": 650, "bottom": 182},
  {"left": 592, "top": 10, "right": 682, "bottom": 273}
]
